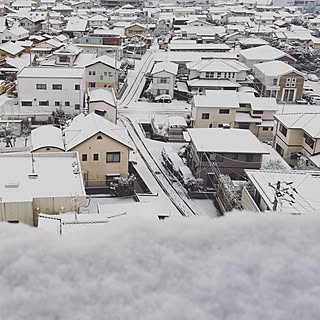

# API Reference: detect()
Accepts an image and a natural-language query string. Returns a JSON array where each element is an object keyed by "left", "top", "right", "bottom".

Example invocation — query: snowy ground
[{"left": 1, "top": 213, "right": 320, "bottom": 320}]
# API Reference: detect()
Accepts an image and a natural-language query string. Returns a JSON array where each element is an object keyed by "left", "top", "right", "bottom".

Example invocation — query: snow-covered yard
[{"left": 1, "top": 213, "right": 319, "bottom": 319}]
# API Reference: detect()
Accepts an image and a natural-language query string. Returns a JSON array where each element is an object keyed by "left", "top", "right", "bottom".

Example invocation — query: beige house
[
  {"left": 191, "top": 90, "right": 279, "bottom": 141},
  {"left": 191, "top": 90, "right": 239, "bottom": 128},
  {"left": 0, "top": 152, "right": 86, "bottom": 226},
  {"left": 88, "top": 88, "right": 117, "bottom": 123},
  {"left": 273, "top": 112, "right": 320, "bottom": 166},
  {"left": 124, "top": 23, "right": 146, "bottom": 38},
  {"left": 31, "top": 113, "right": 132, "bottom": 189},
  {"left": 85, "top": 55, "right": 120, "bottom": 89},
  {"left": 253, "top": 61, "right": 304, "bottom": 102}
]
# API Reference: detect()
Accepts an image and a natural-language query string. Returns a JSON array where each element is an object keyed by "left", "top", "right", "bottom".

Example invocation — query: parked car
[
  {"left": 307, "top": 74, "right": 319, "bottom": 82},
  {"left": 155, "top": 94, "right": 172, "bottom": 103},
  {"left": 310, "top": 96, "right": 320, "bottom": 105}
]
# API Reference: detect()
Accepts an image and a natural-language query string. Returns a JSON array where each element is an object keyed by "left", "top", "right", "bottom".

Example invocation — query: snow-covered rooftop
[
  {"left": 253, "top": 60, "right": 301, "bottom": 77},
  {"left": 151, "top": 61, "right": 178, "bottom": 75},
  {"left": 89, "top": 88, "right": 116, "bottom": 107},
  {"left": 274, "top": 113, "right": 320, "bottom": 138},
  {"left": 0, "top": 152, "right": 85, "bottom": 202},
  {"left": 239, "top": 45, "right": 287, "bottom": 60},
  {"left": 193, "top": 90, "right": 239, "bottom": 108},
  {"left": 18, "top": 66, "right": 84, "bottom": 78},
  {"left": 31, "top": 125, "right": 65, "bottom": 152},
  {"left": 187, "top": 128, "right": 269, "bottom": 154},
  {"left": 245, "top": 169, "right": 320, "bottom": 214}
]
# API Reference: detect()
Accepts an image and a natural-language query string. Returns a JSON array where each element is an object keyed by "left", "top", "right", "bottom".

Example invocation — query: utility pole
[{"left": 269, "top": 180, "right": 298, "bottom": 211}]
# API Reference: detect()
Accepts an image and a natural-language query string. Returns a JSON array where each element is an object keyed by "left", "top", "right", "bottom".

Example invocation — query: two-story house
[
  {"left": 239, "top": 45, "right": 296, "bottom": 69},
  {"left": 17, "top": 66, "right": 85, "bottom": 115},
  {"left": 191, "top": 90, "right": 240, "bottom": 128},
  {"left": 85, "top": 55, "right": 120, "bottom": 89},
  {"left": 124, "top": 23, "right": 146, "bottom": 38},
  {"left": 150, "top": 61, "right": 178, "bottom": 98},
  {"left": 31, "top": 112, "right": 133, "bottom": 189},
  {"left": 253, "top": 60, "right": 304, "bottom": 102},
  {"left": 273, "top": 112, "right": 320, "bottom": 166},
  {"left": 186, "top": 59, "right": 249, "bottom": 92},
  {"left": 187, "top": 128, "right": 268, "bottom": 185}
]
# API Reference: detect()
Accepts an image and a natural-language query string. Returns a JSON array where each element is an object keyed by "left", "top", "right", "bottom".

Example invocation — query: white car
[
  {"left": 310, "top": 96, "right": 320, "bottom": 105},
  {"left": 307, "top": 74, "right": 319, "bottom": 82}
]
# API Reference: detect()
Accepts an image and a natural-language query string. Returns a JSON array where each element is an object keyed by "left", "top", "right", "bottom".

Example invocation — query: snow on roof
[
  {"left": 65, "top": 17, "right": 88, "bottom": 32},
  {"left": 251, "top": 97, "right": 279, "bottom": 111},
  {"left": 238, "top": 37, "right": 268, "bottom": 45},
  {"left": 245, "top": 169, "right": 320, "bottom": 214},
  {"left": 89, "top": 88, "right": 116, "bottom": 107},
  {"left": 274, "top": 113, "right": 320, "bottom": 138},
  {"left": 308, "top": 153, "right": 320, "bottom": 168},
  {"left": 253, "top": 60, "right": 302, "bottom": 77},
  {"left": 187, "top": 128, "right": 269, "bottom": 154},
  {"left": 31, "top": 125, "right": 65, "bottom": 152},
  {"left": 0, "top": 152, "right": 85, "bottom": 202},
  {"left": 85, "top": 55, "right": 119, "bottom": 69},
  {"left": 169, "top": 43, "right": 230, "bottom": 51},
  {"left": 151, "top": 61, "right": 178, "bottom": 75},
  {"left": 193, "top": 90, "right": 239, "bottom": 108},
  {"left": 18, "top": 67, "right": 84, "bottom": 78},
  {"left": 64, "top": 112, "right": 132, "bottom": 151},
  {"left": 239, "top": 45, "right": 287, "bottom": 60},
  {"left": 188, "top": 78, "right": 240, "bottom": 88},
  {"left": 187, "top": 59, "right": 249, "bottom": 73},
  {"left": 0, "top": 41, "right": 24, "bottom": 55},
  {"left": 235, "top": 112, "right": 262, "bottom": 123},
  {"left": 168, "top": 116, "right": 187, "bottom": 128}
]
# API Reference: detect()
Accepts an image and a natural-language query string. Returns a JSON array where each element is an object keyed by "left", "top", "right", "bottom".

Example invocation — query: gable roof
[
  {"left": 253, "top": 60, "right": 302, "bottom": 77},
  {"left": 89, "top": 88, "right": 116, "bottom": 107},
  {"left": 31, "top": 125, "right": 65, "bottom": 152},
  {"left": 85, "top": 55, "right": 119, "bottom": 69},
  {"left": 0, "top": 41, "right": 24, "bottom": 55},
  {"left": 64, "top": 113, "right": 132, "bottom": 151},
  {"left": 151, "top": 61, "right": 178, "bottom": 75},
  {"left": 274, "top": 113, "right": 320, "bottom": 139},
  {"left": 193, "top": 90, "right": 239, "bottom": 108}
]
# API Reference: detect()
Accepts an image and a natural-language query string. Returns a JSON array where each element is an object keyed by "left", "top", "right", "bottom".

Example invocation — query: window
[
  {"left": 82, "top": 154, "right": 88, "bottom": 161},
  {"left": 36, "top": 84, "right": 46, "bottom": 90},
  {"left": 97, "top": 135, "right": 102, "bottom": 140},
  {"left": 108, "top": 72, "right": 113, "bottom": 77},
  {"left": 159, "top": 77, "right": 170, "bottom": 84},
  {"left": 89, "top": 82, "right": 96, "bottom": 88},
  {"left": 202, "top": 113, "right": 209, "bottom": 119},
  {"left": 286, "top": 78, "right": 291, "bottom": 82},
  {"left": 304, "top": 133, "right": 314, "bottom": 149},
  {"left": 252, "top": 110, "right": 263, "bottom": 115},
  {"left": 75, "top": 104, "right": 80, "bottom": 110},
  {"left": 218, "top": 124, "right": 223, "bottom": 128},
  {"left": 292, "top": 78, "right": 296, "bottom": 82},
  {"left": 75, "top": 84, "right": 80, "bottom": 90},
  {"left": 246, "top": 154, "right": 254, "bottom": 162},
  {"left": 52, "top": 84, "right": 62, "bottom": 90},
  {"left": 217, "top": 72, "right": 221, "bottom": 78},
  {"left": 55, "top": 101, "right": 60, "bottom": 106},
  {"left": 106, "top": 152, "right": 120, "bottom": 163},
  {"left": 262, "top": 127, "right": 269, "bottom": 131},
  {"left": 272, "top": 79, "right": 278, "bottom": 85},
  {"left": 100, "top": 76, "right": 103, "bottom": 80},
  {"left": 279, "top": 124, "right": 287, "bottom": 137},
  {"left": 59, "top": 56, "right": 70, "bottom": 63},
  {"left": 21, "top": 101, "right": 32, "bottom": 106},
  {"left": 93, "top": 153, "right": 99, "bottom": 161},
  {"left": 239, "top": 123, "right": 250, "bottom": 129},
  {"left": 65, "top": 101, "right": 70, "bottom": 106},
  {"left": 232, "top": 153, "right": 238, "bottom": 159},
  {"left": 89, "top": 71, "right": 92, "bottom": 75},
  {"left": 219, "top": 109, "right": 230, "bottom": 114},
  {"left": 92, "top": 71, "right": 96, "bottom": 76},
  {"left": 39, "top": 100, "right": 49, "bottom": 106},
  {"left": 275, "top": 143, "right": 284, "bottom": 156}
]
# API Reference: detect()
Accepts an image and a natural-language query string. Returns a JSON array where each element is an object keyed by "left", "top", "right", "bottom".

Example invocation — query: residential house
[
  {"left": 242, "top": 169, "right": 320, "bottom": 214},
  {"left": 150, "top": 61, "right": 178, "bottom": 98},
  {"left": 19, "top": 14, "right": 47, "bottom": 33},
  {"left": 0, "top": 41, "right": 24, "bottom": 58},
  {"left": 253, "top": 61, "right": 304, "bottom": 102},
  {"left": 239, "top": 45, "right": 296, "bottom": 69},
  {"left": 0, "top": 152, "right": 86, "bottom": 226},
  {"left": 191, "top": 90, "right": 240, "bottom": 128},
  {"left": 31, "top": 113, "right": 133, "bottom": 189},
  {"left": 187, "top": 128, "right": 268, "bottom": 184},
  {"left": 64, "top": 17, "right": 89, "bottom": 37},
  {"left": 1, "top": 26, "right": 29, "bottom": 43},
  {"left": 88, "top": 14, "right": 109, "bottom": 28},
  {"left": 17, "top": 67, "right": 85, "bottom": 114},
  {"left": 186, "top": 59, "right": 249, "bottom": 92},
  {"left": 88, "top": 88, "right": 117, "bottom": 123},
  {"left": 168, "top": 42, "right": 231, "bottom": 52},
  {"left": 273, "top": 112, "right": 320, "bottom": 166},
  {"left": 101, "top": 0, "right": 144, "bottom": 10},
  {"left": 124, "top": 23, "right": 146, "bottom": 38},
  {"left": 85, "top": 55, "right": 120, "bottom": 89}
]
